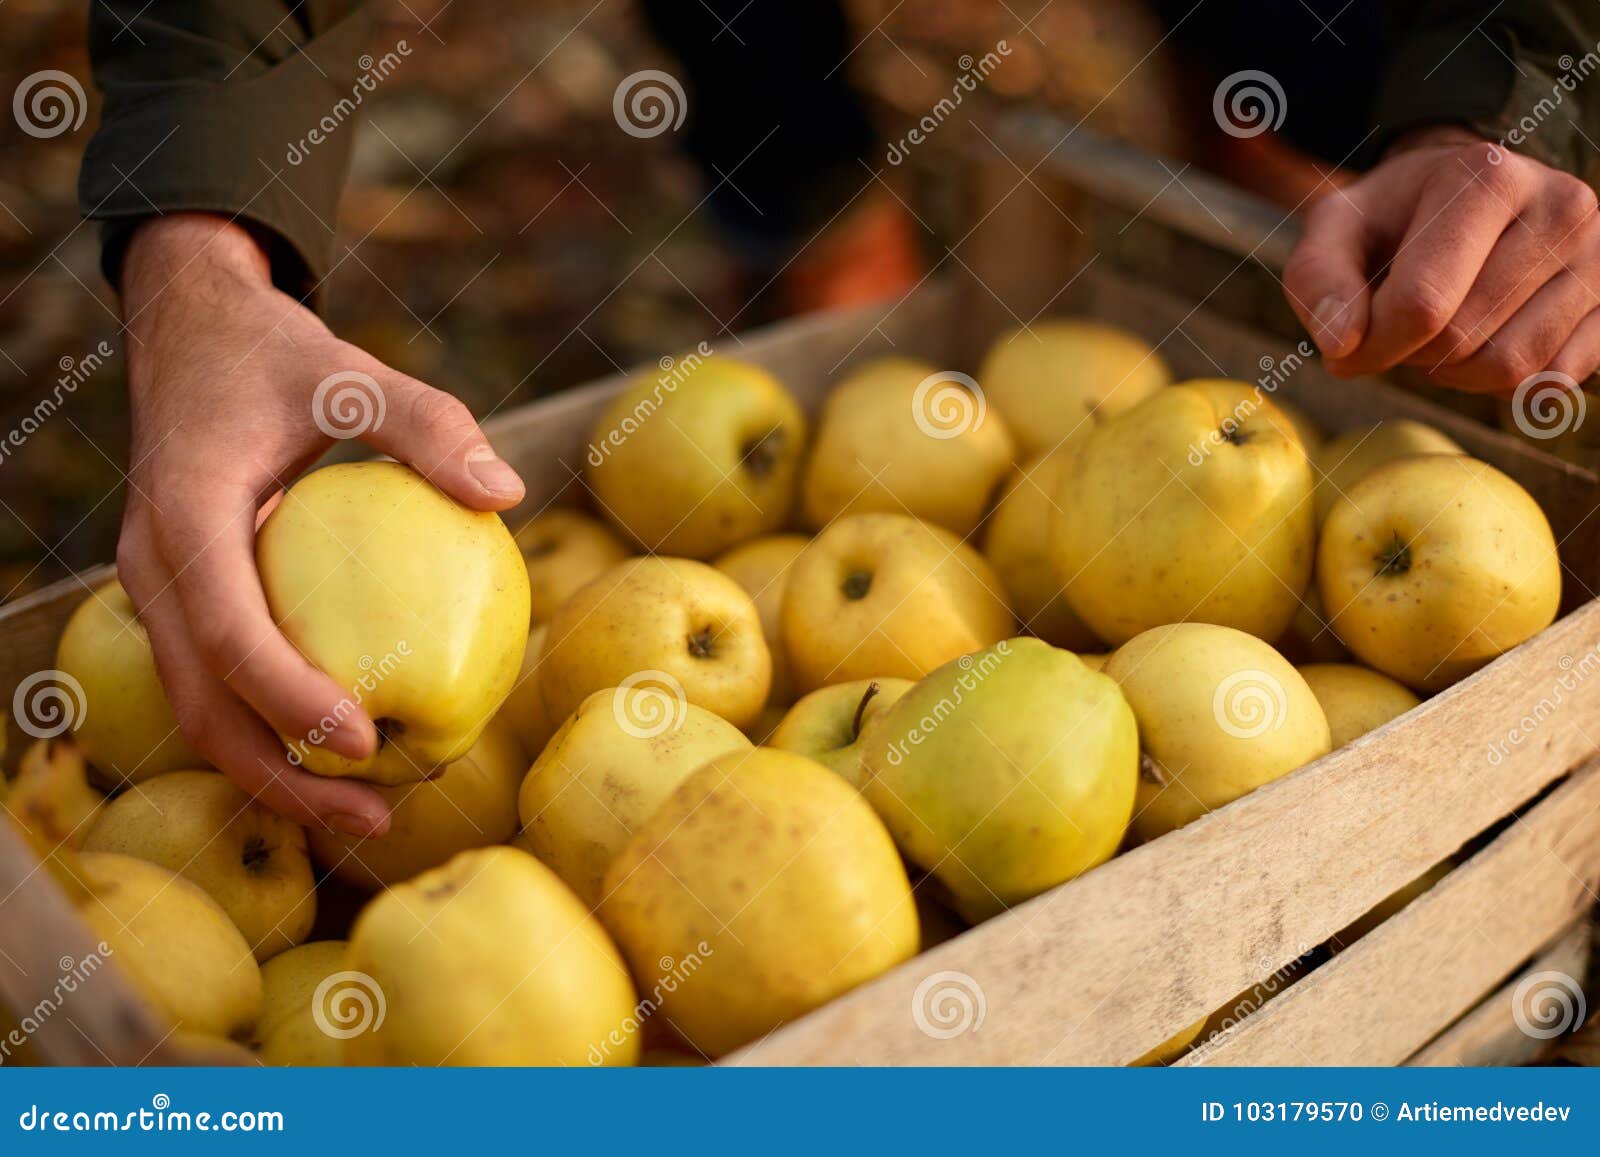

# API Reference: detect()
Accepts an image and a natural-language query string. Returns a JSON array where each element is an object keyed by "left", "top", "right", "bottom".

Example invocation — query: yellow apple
[
  {"left": 1105, "top": 623, "right": 1330, "bottom": 842},
  {"left": 83, "top": 770, "right": 314, "bottom": 961},
  {"left": 861, "top": 638, "right": 1138, "bottom": 921},
  {"left": 600, "top": 748, "right": 918, "bottom": 1057},
  {"left": 517, "top": 687, "right": 753, "bottom": 908},
  {"left": 977, "top": 320, "right": 1171, "bottom": 456},
  {"left": 1296, "top": 663, "right": 1421, "bottom": 749},
  {"left": 1054, "top": 379, "right": 1315, "bottom": 645},
  {"left": 1270, "top": 396, "right": 1326, "bottom": 456},
  {"left": 714, "top": 533, "right": 811, "bottom": 707},
  {"left": 1312, "top": 419, "right": 1464, "bottom": 524},
  {"left": 801, "top": 357, "right": 1015, "bottom": 537},
  {"left": 345, "top": 846, "right": 640, "bottom": 1066},
  {"left": 540, "top": 557, "right": 771, "bottom": 729},
  {"left": 75, "top": 851, "right": 263, "bottom": 1041},
  {"left": 769, "top": 677, "right": 914, "bottom": 788},
  {"left": 1319, "top": 456, "right": 1561, "bottom": 692},
  {"left": 585, "top": 354, "right": 807, "bottom": 558},
  {"left": 1076, "top": 652, "right": 1110, "bottom": 672},
  {"left": 782, "top": 513, "right": 1015, "bottom": 693},
  {"left": 1332, "top": 860, "right": 1453, "bottom": 950},
  {"left": 307, "top": 717, "right": 527, "bottom": 890},
  {"left": 1133, "top": 1017, "right": 1207, "bottom": 1066},
  {"left": 984, "top": 450, "right": 1102, "bottom": 650},
  {"left": 513, "top": 507, "right": 629, "bottom": 623},
  {"left": 54, "top": 579, "right": 204, "bottom": 787},
  {"left": 5, "top": 738, "right": 103, "bottom": 851},
  {"left": 1276, "top": 585, "right": 1349, "bottom": 664},
  {"left": 256, "top": 941, "right": 348, "bottom": 1066},
  {"left": 496, "top": 623, "right": 555, "bottom": 759},
  {"left": 257, "top": 461, "right": 530, "bottom": 784}
]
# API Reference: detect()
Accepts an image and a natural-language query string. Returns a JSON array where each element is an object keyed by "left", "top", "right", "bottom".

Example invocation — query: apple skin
[
  {"left": 307, "top": 717, "right": 527, "bottom": 890},
  {"left": 513, "top": 508, "right": 629, "bottom": 624},
  {"left": 346, "top": 846, "right": 640, "bottom": 1066},
  {"left": 769, "top": 677, "right": 914, "bottom": 788},
  {"left": 76, "top": 851, "right": 264, "bottom": 1042},
  {"left": 714, "top": 534, "right": 811, "bottom": 708},
  {"left": 256, "top": 941, "right": 348, "bottom": 1066},
  {"left": 1318, "top": 455, "right": 1561, "bottom": 692},
  {"left": 517, "top": 687, "right": 753, "bottom": 909},
  {"left": 585, "top": 355, "right": 807, "bottom": 559},
  {"left": 540, "top": 557, "right": 771, "bottom": 730},
  {"left": 1312, "top": 419, "right": 1463, "bottom": 524},
  {"left": 1053, "top": 379, "right": 1315, "bottom": 646},
  {"left": 600, "top": 748, "right": 918, "bottom": 1058},
  {"left": 1104, "top": 622, "right": 1331, "bottom": 842},
  {"left": 83, "top": 770, "right": 316, "bottom": 961},
  {"left": 497, "top": 623, "right": 556, "bottom": 759},
  {"left": 1296, "top": 663, "right": 1421, "bottom": 749},
  {"left": 781, "top": 513, "right": 1015, "bottom": 694},
  {"left": 861, "top": 638, "right": 1137, "bottom": 923},
  {"left": 55, "top": 579, "right": 205, "bottom": 788},
  {"left": 801, "top": 357, "right": 1016, "bottom": 537},
  {"left": 256, "top": 461, "right": 530, "bottom": 785},
  {"left": 6, "top": 738, "right": 103, "bottom": 852}
]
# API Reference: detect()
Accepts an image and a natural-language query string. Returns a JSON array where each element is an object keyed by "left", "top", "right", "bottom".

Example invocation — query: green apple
[
  {"left": 256, "top": 461, "right": 530, "bottom": 785},
  {"left": 769, "top": 677, "right": 913, "bottom": 787}
]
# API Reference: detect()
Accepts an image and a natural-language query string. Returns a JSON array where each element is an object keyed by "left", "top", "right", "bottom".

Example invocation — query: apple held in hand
[
  {"left": 860, "top": 638, "right": 1138, "bottom": 922},
  {"left": 782, "top": 513, "right": 1015, "bottom": 693},
  {"left": 54, "top": 579, "right": 205, "bottom": 787},
  {"left": 1054, "top": 379, "right": 1315, "bottom": 645},
  {"left": 801, "top": 357, "right": 1016, "bottom": 537},
  {"left": 1318, "top": 455, "right": 1560, "bottom": 692},
  {"left": 256, "top": 461, "right": 530, "bottom": 784},
  {"left": 540, "top": 557, "right": 771, "bottom": 730},
  {"left": 769, "top": 677, "right": 913, "bottom": 788},
  {"left": 585, "top": 354, "right": 807, "bottom": 558}
]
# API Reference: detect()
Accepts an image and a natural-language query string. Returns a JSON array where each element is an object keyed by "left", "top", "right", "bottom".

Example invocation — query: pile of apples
[{"left": 4, "top": 320, "right": 1564, "bottom": 1067}]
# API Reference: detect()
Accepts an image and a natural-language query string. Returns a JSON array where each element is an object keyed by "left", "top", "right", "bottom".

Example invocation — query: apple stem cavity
[
  {"left": 851, "top": 682, "right": 882, "bottom": 742},
  {"left": 742, "top": 428, "right": 787, "bottom": 480},
  {"left": 1374, "top": 532, "right": 1413, "bottom": 577},
  {"left": 241, "top": 836, "right": 274, "bottom": 873},
  {"left": 843, "top": 571, "right": 873, "bottom": 600},
  {"left": 688, "top": 627, "right": 717, "bottom": 659},
  {"left": 374, "top": 717, "right": 403, "bottom": 749}
]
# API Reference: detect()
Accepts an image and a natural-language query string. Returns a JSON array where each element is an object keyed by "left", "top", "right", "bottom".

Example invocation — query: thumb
[
  {"left": 355, "top": 370, "right": 525, "bottom": 510},
  {"left": 1283, "top": 195, "right": 1374, "bottom": 360}
]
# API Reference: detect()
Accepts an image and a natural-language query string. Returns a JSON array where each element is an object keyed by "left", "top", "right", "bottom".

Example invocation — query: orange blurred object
[{"left": 782, "top": 192, "right": 924, "bottom": 315}]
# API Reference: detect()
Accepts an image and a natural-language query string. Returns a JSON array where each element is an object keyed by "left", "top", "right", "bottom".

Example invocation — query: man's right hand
[{"left": 116, "top": 213, "right": 526, "bottom": 836}]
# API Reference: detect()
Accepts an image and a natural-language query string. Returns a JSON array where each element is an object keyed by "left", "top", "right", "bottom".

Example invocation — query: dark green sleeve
[
  {"left": 1374, "top": 1, "right": 1600, "bottom": 181},
  {"left": 78, "top": 0, "right": 382, "bottom": 305}
]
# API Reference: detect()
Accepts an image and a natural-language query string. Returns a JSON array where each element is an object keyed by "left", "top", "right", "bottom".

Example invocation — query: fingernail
[
  {"left": 328, "top": 812, "right": 382, "bottom": 839},
  {"left": 467, "top": 446, "right": 523, "bottom": 498},
  {"left": 325, "top": 719, "right": 374, "bottom": 760},
  {"left": 1312, "top": 296, "right": 1354, "bottom": 356}
]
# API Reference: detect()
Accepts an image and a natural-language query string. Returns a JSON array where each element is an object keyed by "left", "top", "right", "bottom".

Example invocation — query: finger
[
  {"left": 1283, "top": 192, "right": 1376, "bottom": 358},
  {"left": 1550, "top": 307, "right": 1600, "bottom": 383},
  {"left": 1331, "top": 148, "right": 1524, "bottom": 375},
  {"left": 151, "top": 480, "right": 378, "bottom": 762},
  {"left": 362, "top": 372, "right": 525, "bottom": 511},
  {"left": 1424, "top": 269, "right": 1598, "bottom": 393}
]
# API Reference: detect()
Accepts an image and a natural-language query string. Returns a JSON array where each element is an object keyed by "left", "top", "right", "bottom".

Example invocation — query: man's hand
[
  {"left": 1284, "top": 125, "right": 1600, "bottom": 394},
  {"left": 116, "top": 213, "right": 525, "bottom": 836}
]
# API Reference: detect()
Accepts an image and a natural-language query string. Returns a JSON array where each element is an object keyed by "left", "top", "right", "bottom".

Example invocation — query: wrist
[{"left": 121, "top": 214, "right": 274, "bottom": 323}]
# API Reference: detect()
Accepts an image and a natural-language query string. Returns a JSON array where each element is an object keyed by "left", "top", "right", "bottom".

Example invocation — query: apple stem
[
  {"left": 851, "top": 682, "right": 881, "bottom": 742},
  {"left": 1374, "top": 532, "right": 1413, "bottom": 577}
]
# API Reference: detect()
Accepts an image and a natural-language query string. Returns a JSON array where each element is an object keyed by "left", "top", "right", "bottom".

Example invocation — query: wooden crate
[{"left": 3, "top": 124, "right": 1598, "bottom": 1067}]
